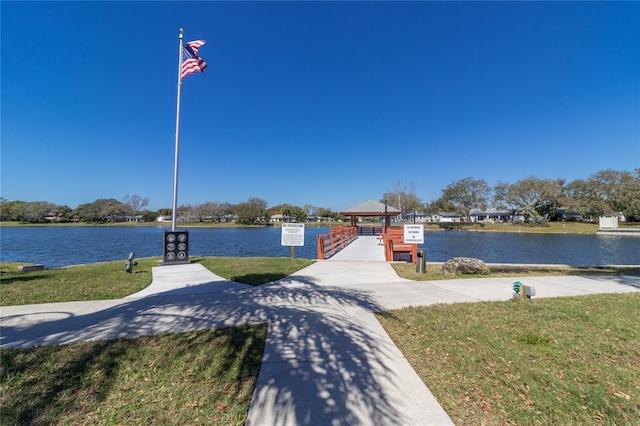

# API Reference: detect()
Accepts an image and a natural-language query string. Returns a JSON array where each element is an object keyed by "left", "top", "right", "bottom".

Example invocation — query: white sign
[
  {"left": 281, "top": 223, "right": 305, "bottom": 246},
  {"left": 404, "top": 224, "right": 424, "bottom": 244}
]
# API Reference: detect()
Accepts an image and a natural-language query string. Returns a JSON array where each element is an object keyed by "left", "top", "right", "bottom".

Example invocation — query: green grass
[
  {"left": 392, "top": 263, "right": 640, "bottom": 281},
  {"left": 465, "top": 221, "right": 601, "bottom": 234},
  {"left": 0, "top": 325, "right": 267, "bottom": 426},
  {"left": 0, "top": 259, "right": 159, "bottom": 306},
  {"left": 194, "top": 256, "right": 314, "bottom": 286},
  {"left": 0, "top": 257, "right": 314, "bottom": 306},
  {"left": 2, "top": 256, "right": 639, "bottom": 424},
  {"left": 376, "top": 293, "right": 640, "bottom": 425},
  {"left": 3, "top": 257, "right": 636, "bottom": 306}
]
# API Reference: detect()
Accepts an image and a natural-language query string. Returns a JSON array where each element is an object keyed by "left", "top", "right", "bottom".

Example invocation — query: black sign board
[{"left": 163, "top": 231, "right": 189, "bottom": 264}]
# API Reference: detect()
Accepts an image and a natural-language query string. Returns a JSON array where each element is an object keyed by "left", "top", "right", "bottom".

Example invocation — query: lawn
[
  {"left": 0, "top": 256, "right": 314, "bottom": 306},
  {"left": 3, "top": 256, "right": 639, "bottom": 424},
  {"left": 376, "top": 293, "right": 640, "bottom": 425},
  {"left": 1, "top": 257, "right": 286, "bottom": 425},
  {"left": 0, "top": 325, "right": 267, "bottom": 426},
  {"left": 4, "top": 256, "right": 636, "bottom": 306},
  {"left": 195, "top": 256, "right": 314, "bottom": 286},
  {"left": 391, "top": 262, "right": 640, "bottom": 282}
]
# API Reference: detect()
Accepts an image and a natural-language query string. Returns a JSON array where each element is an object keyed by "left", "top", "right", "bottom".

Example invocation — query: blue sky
[{"left": 2, "top": 1, "right": 639, "bottom": 212}]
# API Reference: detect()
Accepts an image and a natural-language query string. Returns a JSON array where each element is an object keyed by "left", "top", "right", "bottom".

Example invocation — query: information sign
[
  {"left": 281, "top": 223, "right": 305, "bottom": 246},
  {"left": 404, "top": 224, "right": 424, "bottom": 244},
  {"left": 163, "top": 230, "right": 189, "bottom": 264}
]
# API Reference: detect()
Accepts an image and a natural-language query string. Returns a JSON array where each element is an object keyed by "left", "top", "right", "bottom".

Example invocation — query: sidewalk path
[{"left": 2, "top": 236, "right": 639, "bottom": 425}]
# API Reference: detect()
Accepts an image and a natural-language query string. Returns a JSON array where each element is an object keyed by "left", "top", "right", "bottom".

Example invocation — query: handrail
[{"left": 317, "top": 227, "right": 358, "bottom": 259}]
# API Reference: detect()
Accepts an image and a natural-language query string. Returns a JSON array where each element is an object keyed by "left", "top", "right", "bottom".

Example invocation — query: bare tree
[
  {"left": 303, "top": 204, "right": 318, "bottom": 216},
  {"left": 382, "top": 179, "right": 422, "bottom": 214},
  {"left": 122, "top": 194, "right": 149, "bottom": 217},
  {"left": 177, "top": 204, "right": 199, "bottom": 222}
]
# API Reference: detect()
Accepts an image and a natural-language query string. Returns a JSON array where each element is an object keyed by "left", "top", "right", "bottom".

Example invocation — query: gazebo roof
[{"left": 340, "top": 200, "right": 401, "bottom": 216}]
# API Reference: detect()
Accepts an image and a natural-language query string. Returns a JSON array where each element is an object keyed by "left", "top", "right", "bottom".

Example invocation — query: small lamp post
[{"left": 384, "top": 203, "right": 388, "bottom": 233}]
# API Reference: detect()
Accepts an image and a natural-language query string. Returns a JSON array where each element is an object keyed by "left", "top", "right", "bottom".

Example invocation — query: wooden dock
[{"left": 325, "top": 236, "right": 386, "bottom": 262}]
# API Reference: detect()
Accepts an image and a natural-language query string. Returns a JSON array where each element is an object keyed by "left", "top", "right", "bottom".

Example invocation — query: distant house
[
  {"left": 270, "top": 214, "right": 293, "bottom": 223},
  {"left": 433, "top": 212, "right": 462, "bottom": 223},
  {"left": 305, "top": 216, "right": 335, "bottom": 222},
  {"left": 555, "top": 208, "right": 584, "bottom": 222},
  {"left": 400, "top": 212, "right": 429, "bottom": 222},
  {"left": 470, "top": 209, "right": 512, "bottom": 223}
]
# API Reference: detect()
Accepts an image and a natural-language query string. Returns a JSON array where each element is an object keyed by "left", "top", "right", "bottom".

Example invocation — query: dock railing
[
  {"left": 382, "top": 226, "right": 418, "bottom": 264},
  {"left": 356, "top": 225, "right": 383, "bottom": 235},
  {"left": 317, "top": 226, "right": 358, "bottom": 260}
]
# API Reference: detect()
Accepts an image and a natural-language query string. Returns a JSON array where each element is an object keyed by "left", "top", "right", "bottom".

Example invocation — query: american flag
[{"left": 181, "top": 40, "right": 207, "bottom": 79}]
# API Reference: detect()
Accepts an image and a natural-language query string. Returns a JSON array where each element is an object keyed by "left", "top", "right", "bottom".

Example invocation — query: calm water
[{"left": 0, "top": 226, "right": 638, "bottom": 267}]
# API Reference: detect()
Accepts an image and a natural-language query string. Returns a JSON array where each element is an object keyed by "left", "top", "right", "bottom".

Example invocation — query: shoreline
[
  {"left": 595, "top": 228, "right": 640, "bottom": 236},
  {"left": 2, "top": 220, "right": 640, "bottom": 237},
  {"left": 0, "top": 221, "right": 594, "bottom": 231}
]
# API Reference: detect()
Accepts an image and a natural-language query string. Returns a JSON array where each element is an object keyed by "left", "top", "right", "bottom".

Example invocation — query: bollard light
[
  {"left": 512, "top": 281, "right": 522, "bottom": 295},
  {"left": 513, "top": 281, "right": 535, "bottom": 302}
]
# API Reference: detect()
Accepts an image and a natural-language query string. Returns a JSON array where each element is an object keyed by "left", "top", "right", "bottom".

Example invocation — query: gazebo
[{"left": 340, "top": 199, "right": 401, "bottom": 230}]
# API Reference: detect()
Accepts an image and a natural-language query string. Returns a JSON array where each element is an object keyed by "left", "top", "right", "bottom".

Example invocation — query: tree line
[
  {"left": 0, "top": 195, "right": 151, "bottom": 224},
  {"left": 2, "top": 169, "right": 638, "bottom": 224},
  {"left": 0, "top": 195, "right": 340, "bottom": 225},
  {"left": 384, "top": 169, "right": 640, "bottom": 223}
]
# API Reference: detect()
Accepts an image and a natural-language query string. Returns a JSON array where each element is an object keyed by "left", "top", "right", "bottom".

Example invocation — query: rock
[{"left": 442, "top": 257, "right": 490, "bottom": 275}]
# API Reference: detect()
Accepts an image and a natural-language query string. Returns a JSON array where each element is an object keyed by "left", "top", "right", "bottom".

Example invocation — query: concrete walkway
[{"left": 1, "top": 236, "right": 639, "bottom": 425}]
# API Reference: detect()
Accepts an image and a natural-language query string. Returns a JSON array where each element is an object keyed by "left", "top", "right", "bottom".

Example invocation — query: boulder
[{"left": 442, "top": 257, "right": 490, "bottom": 275}]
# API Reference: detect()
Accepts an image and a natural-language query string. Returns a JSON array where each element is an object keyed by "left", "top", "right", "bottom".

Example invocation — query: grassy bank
[
  {"left": 0, "top": 259, "right": 158, "bottom": 306},
  {"left": 0, "top": 325, "right": 267, "bottom": 426},
  {"left": 2, "top": 258, "right": 637, "bottom": 306},
  {"left": 377, "top": 293, "right": 640, "bottom": 425},
  {"left": 456, "top": 221, "right": 600, "bottom": 234},
  {"left": 0, "top": 257, "right": 314, "bottom": 306},
  {"left": 391, "top": 263, "right": 640, "bottom": 281}
]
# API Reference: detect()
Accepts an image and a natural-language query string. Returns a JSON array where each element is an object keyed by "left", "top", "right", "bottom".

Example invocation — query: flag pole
[{"left": 171, "top": 28, "right": 184, "bottom": 232}]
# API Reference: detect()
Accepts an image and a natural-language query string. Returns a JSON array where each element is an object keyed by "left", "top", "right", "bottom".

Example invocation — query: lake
[{"left": 0, "top": 226, "right": 638, "bottom": 268}]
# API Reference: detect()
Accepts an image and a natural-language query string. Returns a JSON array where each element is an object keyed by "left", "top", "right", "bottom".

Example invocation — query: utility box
[
  {"left": 599, "top": 216, "right": 618, "bottom": 229},
  {"left": 416, "top": 249, "right": 426, "bottom": 273}
]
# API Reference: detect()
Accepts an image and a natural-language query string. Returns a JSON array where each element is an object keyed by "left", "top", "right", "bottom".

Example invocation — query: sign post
[
  {"left": 281, "top": 223, "right": 305, "bottom": 258},
  {"left": 404, "top": 224, "right": 424, "bottom": 244}
]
